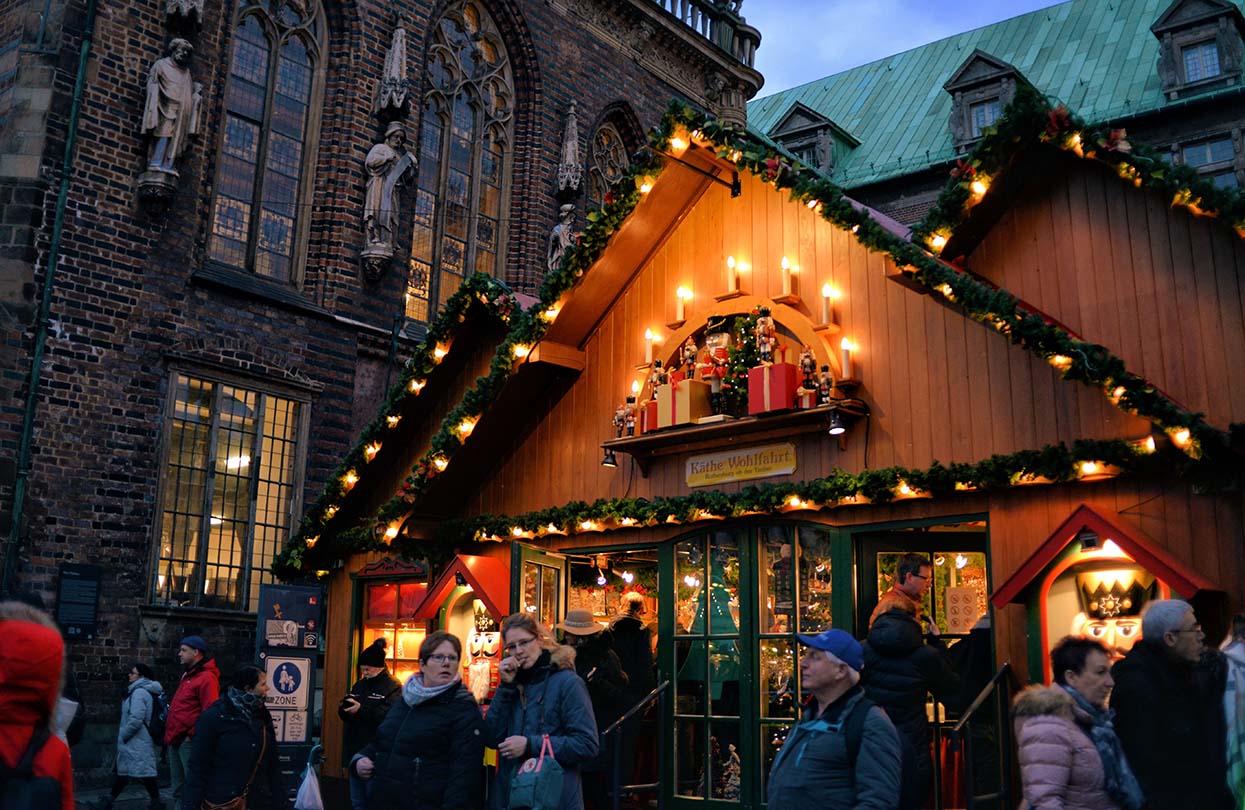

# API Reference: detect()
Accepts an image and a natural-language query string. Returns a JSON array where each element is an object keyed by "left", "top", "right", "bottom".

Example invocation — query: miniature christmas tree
[
  {"left": 721, "top": 744, "right": 741, "bottom": 801},
  {"left": 722, "top": 310, "right": 760, "bottom": 416}
]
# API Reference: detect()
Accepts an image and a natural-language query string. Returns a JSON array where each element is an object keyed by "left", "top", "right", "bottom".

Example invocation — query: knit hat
[
  {"left": 796, "top": 628, "right": 864, "bottom": 672},
  {"left": 358, "top": 638, "right": 388, "bottom": 668},
  {"left": 179, "top": 635, "right": 208, "bottom": 654}
]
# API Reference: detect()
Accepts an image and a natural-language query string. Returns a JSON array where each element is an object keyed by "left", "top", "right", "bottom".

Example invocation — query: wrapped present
[
  {"left": 639, "top": 399, "right": 658, "bottom": 434},
  {"left": 748, "top": 363, "right": 799, "bottom": 415},
  {"left": 657, "top": 379, "right": 712, "bottom": 428},
  {"left": 796, "top": 390, "right": 817, "bottom": 410},
  {"left": 669, "top": 369, "right": 687, "bottom": 385}
]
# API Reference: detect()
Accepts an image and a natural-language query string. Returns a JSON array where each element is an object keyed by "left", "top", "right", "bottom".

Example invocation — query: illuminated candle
[
  {"left": 821, "top": 283, "right": 833, "bottom": 324},
  {"left": 726, "top": 256, "right": 737, "bottom": 291},
  {"left": 676, "top": 286, "right": 691, "bottom": 321},
  {"left": 631, "top": 380, "right": 641, "bottom": 396},
  {"left": 644, "top": 328, "right": 654, "bottom": 365},
  {"left": 840, "top": 338, "right": 855, "bottom": 379},
  {"left": 780, "top": 257, "right": 792, "bottom": 296}
]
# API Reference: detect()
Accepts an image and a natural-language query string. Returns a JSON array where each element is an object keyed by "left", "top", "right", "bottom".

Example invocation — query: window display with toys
[
  {"left": 360, "top": 580, "right": 427, "bottom": 684},
  {"left": 465, "top": 603, "right": 502, "bottom": 704}
]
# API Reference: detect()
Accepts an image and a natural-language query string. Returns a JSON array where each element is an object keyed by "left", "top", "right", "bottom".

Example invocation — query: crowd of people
[{"left": 3, "top": 560, "right": 1244, "bottom": 810}]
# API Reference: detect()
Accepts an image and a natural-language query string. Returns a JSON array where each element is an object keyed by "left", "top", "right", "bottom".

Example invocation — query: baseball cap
[{"left": 796, "top": 628, "right": 863, "bottom": 672}]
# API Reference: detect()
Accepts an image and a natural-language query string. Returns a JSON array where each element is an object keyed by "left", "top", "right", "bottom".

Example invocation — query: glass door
[{"left": 510, "top": 542, "right": 567, "bottom": 628}]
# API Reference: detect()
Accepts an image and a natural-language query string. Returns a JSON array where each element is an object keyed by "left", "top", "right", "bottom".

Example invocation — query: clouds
[{"left": 748, "top": 0, "right": 1067, "bottom": 95}]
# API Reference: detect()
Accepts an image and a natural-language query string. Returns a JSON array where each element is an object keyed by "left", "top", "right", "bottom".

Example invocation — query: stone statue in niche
[
  {"left": 547, "top": 203, "right": 577, "bottom": 274},
  {"left": 137, "top": 39, "right": 202, "bottom": 205},
  {"left": 362, "top": 121, "right": 417, "bottom": 282}
]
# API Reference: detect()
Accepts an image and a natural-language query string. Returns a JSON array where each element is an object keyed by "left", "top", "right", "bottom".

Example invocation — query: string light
[
  {"left": 929, "top": 233, "right": 947, "bottom": 251},
  {"left": 1049, "top": 354, "right": 1072, "bottom": 371},
  {"left": 385, "top": 415, "right": 401, "bottom": 428},
  {"left": 433, "top": 345, "right": 448, "bottom": 360},
  {"left": 384, "top": 524, "right": 399, "bottom": 540},
  {"left": 457, "top": 417, "right": 477, "bottom": 437},
  {"left": 970, "top": 178, "right": 989, "bottom": 197},
  {"left": 432, "top": 456, "right": 448, "bottom": 471},
  {"left": 409, "top": 379, "right": 425, "bottom": 394},
  {"left": 343, "top": 471, "right": 358, "bottom": 488},
  {"left": 1079, "top": 461, "right": 1100, "bottom": 476},
  {"left": 542, "top": 306, "right": 561, "bottom": 321},
  {"left": 512, "top": 344, "right": 531, "bottom": 359},
  {"left": 364, "top": 442, "right": 381, "bottom": 461}
]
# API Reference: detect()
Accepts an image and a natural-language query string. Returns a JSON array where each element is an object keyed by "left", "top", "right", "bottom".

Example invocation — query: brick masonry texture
[{"left": 0, "top": 0, "right": 745, "bottom": 785}]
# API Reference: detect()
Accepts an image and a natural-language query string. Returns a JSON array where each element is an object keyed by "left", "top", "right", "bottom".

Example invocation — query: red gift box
[
  {"left": 657, "top": 380, "right": 712, "bottom": 428},
  {"left": 669, "top": 369, "right": 687, "bottom": 385},
  {"left": 796, "top": 390, "right": 817, "bottom": 409},
  {"left": 639, "top": 400, "right": 658, "bottom": 434},
  {"left": 748, "top": 363, "right": 799, "bottom": 415}
]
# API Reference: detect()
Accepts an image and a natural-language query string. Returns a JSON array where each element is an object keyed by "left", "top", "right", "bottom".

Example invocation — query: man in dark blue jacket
[{"left": 767, "top": 629, "right": 902, "bottom": 809}]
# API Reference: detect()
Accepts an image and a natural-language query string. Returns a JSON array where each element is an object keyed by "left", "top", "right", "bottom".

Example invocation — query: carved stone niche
[
  {"left": 1151, "top": 0, "right": 1245, "bottom": 100},
  {"left": 766, "top": 101, "right": 859, "bottom": 176},
  {"left": 943, "top": 49, "right": 1030, "bottom": 152}
]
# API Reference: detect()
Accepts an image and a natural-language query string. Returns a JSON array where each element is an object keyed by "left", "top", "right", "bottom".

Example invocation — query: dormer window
[
  {"left": 969, "top": 99, "right": 1001, "bottom": 138},
  {"left": 1152, "top": 0, "right": 1245, "bottom": 100},
  {"left": 766, "top": 102, "right": 859, "bottom": 176},
  {"left": 1183, "top": 40, "right": 1221, "bottom": 81}
]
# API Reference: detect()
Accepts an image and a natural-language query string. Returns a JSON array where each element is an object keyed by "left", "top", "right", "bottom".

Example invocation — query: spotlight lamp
[
  {"left": 601, "top": 448, "right": 618, "bottom": 468},
  {"left": 827, "top": 410, "right": 846, "bottom": 436}
]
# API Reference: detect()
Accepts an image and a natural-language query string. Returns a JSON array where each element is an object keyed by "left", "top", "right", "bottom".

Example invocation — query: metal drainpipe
[{"left": 2, "top": 0, "right": 100, "bottom": 596}]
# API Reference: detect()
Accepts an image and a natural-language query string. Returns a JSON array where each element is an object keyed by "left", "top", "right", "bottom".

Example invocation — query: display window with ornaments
[{"left": 358, "top": 578, "right": 427, "bottom": 684}]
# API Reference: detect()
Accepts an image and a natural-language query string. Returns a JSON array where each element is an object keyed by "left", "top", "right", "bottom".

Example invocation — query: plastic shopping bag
[{"left": 293, "top": 765, "right": 324, "bottom": 810}]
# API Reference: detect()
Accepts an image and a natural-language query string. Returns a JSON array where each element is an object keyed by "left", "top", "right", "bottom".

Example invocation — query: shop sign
[{"left": 686, "top": 442, "right": 797, "bottom": 488}]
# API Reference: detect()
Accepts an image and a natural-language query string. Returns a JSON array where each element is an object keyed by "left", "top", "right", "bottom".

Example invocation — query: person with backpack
[
  {"left": 767, "top": 628, "right": 902, "bottom": 810},
  {"left": 164, "top": 635, "right": 219, "bottom": 802},
  {"left": 95, "top": 662, "right": 166, "bottom": 810},
  {"left": 0, "top": 599, "right": 75, "bottom": 810}
]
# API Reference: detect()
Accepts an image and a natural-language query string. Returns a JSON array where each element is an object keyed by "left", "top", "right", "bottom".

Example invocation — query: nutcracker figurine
[
  {"left": 697, "top": 316, "right": 733, "bottom": 414},
  {"left": 681, "top": 337, "right": 698, "bottom": 379},
  {"left": 798, "top": 344, "right": 817, "bottom": 390},
  {"left": 613, "top": 402, "right": 627, "bottom": 438},
  {"left": 816, "top": 364, "right": 834, "bottom": 406},
  {"left": 648, "top": 359, "right": 669, "bottom": 400},
  {"left": 755, "top": 306, "right": 777, "bottom": 364},
  {"left": 624, "top": 395, "right": 637, "bottom": 436}
]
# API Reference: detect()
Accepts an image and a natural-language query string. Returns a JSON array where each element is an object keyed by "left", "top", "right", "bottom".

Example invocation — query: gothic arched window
[
  {"left": 406, "top": 0, "right": 514, "bottom": 323},
  {"left": 588, "top": 121, "right": 630, "bottom": 205},
  {"left": 208, "top": 0, "right": 325, "bottom": 284}
]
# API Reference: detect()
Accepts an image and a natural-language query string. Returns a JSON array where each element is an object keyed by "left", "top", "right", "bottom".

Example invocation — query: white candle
[
  {"left": 726, "top": 256, "right": 737, "bottom": 292},
  {"left": 644, "top": 329, "right": 654, "bottom": 365},
  {"left": 676, "top": 286, "right": 690, "bottom": 321},
  {"left": 821, "top": 283, "right": 832, "bottom": 324},
  {"left": 840, "top": 338, "right": 854, "bottom": 379},
  {"left": 781, "top": 257, "right": 791, "bottom": 296}
]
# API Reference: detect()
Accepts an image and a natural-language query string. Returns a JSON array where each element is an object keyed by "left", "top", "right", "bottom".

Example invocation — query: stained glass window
[
  {"left": 406, "top": 1, "right": 513, "bottom": 323},
  {"left": 208, "top": 0, "right": 324, "bottom": 284}
]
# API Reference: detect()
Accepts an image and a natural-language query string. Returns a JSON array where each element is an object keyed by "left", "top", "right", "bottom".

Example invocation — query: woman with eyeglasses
[
  {"left": 485, "top": 613, "right": 599, "bottom": 810},
  {"left": 351, "top": 630, "right": 485, "bottom": 810}
]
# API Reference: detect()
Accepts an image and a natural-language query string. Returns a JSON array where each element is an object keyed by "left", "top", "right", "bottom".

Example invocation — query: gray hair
[
  {"left": 821, "top": 649, "right": 861, "bottom": 686},
  {"left": 1141, "top": 599, "right": 1193, "bottom": 641}
]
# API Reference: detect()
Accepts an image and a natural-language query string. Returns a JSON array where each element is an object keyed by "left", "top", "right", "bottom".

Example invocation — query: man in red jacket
[
  {"left": 0, "top": 600, "right": 75, "bottom": 810},
  {"left": 164, "top": 635, "right": 219, "bottom": 801}
]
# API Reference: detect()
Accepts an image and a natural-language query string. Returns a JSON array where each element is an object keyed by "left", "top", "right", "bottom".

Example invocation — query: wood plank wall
[
  {"left": 972, "top": 156, "right": 1245, "bottom": 429},
  {"left": 470, "top": 169, "right": 1149, "bottom": 518}
]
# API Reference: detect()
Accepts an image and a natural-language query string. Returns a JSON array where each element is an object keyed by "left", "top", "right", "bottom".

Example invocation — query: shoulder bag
[
  {"left": 202, "top": 722, "right": 267, "bottom": 810},
  {"left": 508, "top": 680, "right": 564, "bottom": 810}
]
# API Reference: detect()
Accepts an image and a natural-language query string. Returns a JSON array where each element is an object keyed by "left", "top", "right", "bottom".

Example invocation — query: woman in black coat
[
  {"left": 180, "top": 665, "right": 284, "bottom": 810},
  {"left": 352, "top": 631, "right": 485, "bottom": 810}
]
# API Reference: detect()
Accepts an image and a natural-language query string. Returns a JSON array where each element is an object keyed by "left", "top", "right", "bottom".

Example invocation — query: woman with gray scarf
[
  {"left": 1015, "top": 636, "right": 1145, "bottom": 810},
  {"left": 352, "top": 631, "right": 485, "bottom": 809}
]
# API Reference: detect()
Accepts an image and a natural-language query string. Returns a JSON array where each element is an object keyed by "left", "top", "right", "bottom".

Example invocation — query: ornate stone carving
[
  {"left": 815, "top": 128, "right": 833, "bottom": 173},
  {"left": 138, "top": 39, "right": 202, "bottom": 206},
  {"left": 362, "top": 122, "right": 418, "bottom": 283},
  {"left": 165, "top": 0, "right": 203, "bottom": 24},
  {"left": 373, "top": 23, "right": 411, "bottom": 119},
  {"left": 547, "top": 203, "right": 577, "bottom": 274},
  {"left": 557, "top": 101, "right": 582, "bottom": 193},
  {"left": 589, "top": 121, "right": 630, "bottom": 202}
]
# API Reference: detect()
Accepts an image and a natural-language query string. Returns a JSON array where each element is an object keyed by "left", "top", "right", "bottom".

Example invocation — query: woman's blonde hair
[{"left": 501, "top": 612, "right": 558, "bottom": 653}]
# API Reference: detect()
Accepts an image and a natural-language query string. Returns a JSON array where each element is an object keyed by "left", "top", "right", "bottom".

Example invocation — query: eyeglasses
[
  {"left": 504, "top": 636, "right": 538, "bottom": 654},
  {"left": 1172, "top": 624, "right": 1203, "bottom": 635},
  {"left": 424, "top": 654, "right": 459, "bottom": 665},
  {"left": 909, "top": 573, "right": 929, "bottom": 581}
]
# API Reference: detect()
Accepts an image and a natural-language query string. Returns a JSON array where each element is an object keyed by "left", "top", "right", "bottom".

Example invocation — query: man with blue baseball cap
[{"left": 766, "top": 628, "right": 902, "bottom": 809}]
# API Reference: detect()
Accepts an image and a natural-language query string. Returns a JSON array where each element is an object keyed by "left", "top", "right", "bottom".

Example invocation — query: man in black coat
[
  {"left": 339, "top": 639, "right": 402, "bottom": 810},
  {"left": 559, "top": 609, "right": 629, "bottom": 810},
  {"left": 861, "top": 607, "right": 959, "bottom": 807},
  {"left": 1110, "top": 599, "right": 1233, "bottom": 810}
]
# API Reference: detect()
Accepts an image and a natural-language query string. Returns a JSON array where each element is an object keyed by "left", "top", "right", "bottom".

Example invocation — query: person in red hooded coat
[{"left": 0, "top": 599, "right": 75, "bottom": 810}]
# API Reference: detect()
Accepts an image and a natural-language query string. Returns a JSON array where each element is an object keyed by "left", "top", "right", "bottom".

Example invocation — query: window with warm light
[
  {"left": 1183, "top": 40, "right": 1221, "bottom": 82},
  {"left": 405, "top": 0, "right": 513, "bottom": 323},
  {"left": 207, "top": 0, "right": 325, "bottom": 284},
  {"left": 361, "top": 581, "right": 427, "bottom": 683},
  {"left": 153, "top": 373, "right": 306, "bottom": 610}
]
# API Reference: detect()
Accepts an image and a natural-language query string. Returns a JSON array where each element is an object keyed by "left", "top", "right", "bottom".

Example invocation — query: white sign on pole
[{"left": 265, "top": 657, "right": 310, "bottom": 710}]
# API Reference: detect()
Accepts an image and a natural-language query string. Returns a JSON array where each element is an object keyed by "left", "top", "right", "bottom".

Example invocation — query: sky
[{"left": 747, "top": 0, "right": 1070, "bottom": 97}]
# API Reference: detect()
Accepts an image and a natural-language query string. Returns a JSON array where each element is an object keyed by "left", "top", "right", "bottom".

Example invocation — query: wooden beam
[{"left": 529, "top": 341, "right": 586, "bottom": 371}]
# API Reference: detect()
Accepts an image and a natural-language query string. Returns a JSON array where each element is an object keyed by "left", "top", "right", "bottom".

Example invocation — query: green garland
[{"left": 274, "top": 96, "right": 1242, "bottom": 580}]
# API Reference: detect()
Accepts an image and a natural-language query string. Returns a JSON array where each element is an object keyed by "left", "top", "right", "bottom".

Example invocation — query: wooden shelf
[{"left": 603, "top": 404, "right": 865, "bottom": 476}]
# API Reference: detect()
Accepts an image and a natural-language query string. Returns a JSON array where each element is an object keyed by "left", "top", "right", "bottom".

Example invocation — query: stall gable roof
[
  {"left": 990, "top": 503, "right": 1222, "bottom": 607},
  {"left": 411, "top": 554, "right": 510, "bottom": 621}
]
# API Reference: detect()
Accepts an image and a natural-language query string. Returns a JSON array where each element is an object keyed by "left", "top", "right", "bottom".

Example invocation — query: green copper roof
[{"left": 747, "top": 0, "right": 1243, "bottom": 188}]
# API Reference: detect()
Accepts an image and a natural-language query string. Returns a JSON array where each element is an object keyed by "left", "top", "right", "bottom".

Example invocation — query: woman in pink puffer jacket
[{"left": 1014, "top": 685, "right": 1120, "bottom": 810}]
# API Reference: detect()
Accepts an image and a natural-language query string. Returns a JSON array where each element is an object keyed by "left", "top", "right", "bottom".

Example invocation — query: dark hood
[{"left": 866, "top": 609, "right": 923, "bottom": 657}]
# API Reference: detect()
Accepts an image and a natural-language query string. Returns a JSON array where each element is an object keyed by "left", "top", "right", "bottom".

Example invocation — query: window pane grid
[
  {"left": 155, "top": 374, "right": 301, "bottom": 611},
  {"left": 1184, "top": 41, "right": 1221, "bottom": 82}
]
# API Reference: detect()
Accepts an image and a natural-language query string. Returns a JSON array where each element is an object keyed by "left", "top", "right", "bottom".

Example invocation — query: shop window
[
  {"left": 153, "top": 373, "right": 306, "bottom": 611},
  {"left": 1183, "top": 40, "right": 1221, "bottom": 82},
  {"left": 207, "top": 0, "right": 324, "bottom": 284},
  {"left": 361, "top": 580, "right": 427, "bottom": 683},
  {"left": 405, "top": 0, "right": 513, "bottom": 324}
]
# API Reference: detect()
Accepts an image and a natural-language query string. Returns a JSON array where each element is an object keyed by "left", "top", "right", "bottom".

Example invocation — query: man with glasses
[
  {"left": 869, "top": 553, "right": 934, "bottom": 631},
  {"left": 1110, "top": 599, "right": 1233, "bottom": 810}
]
